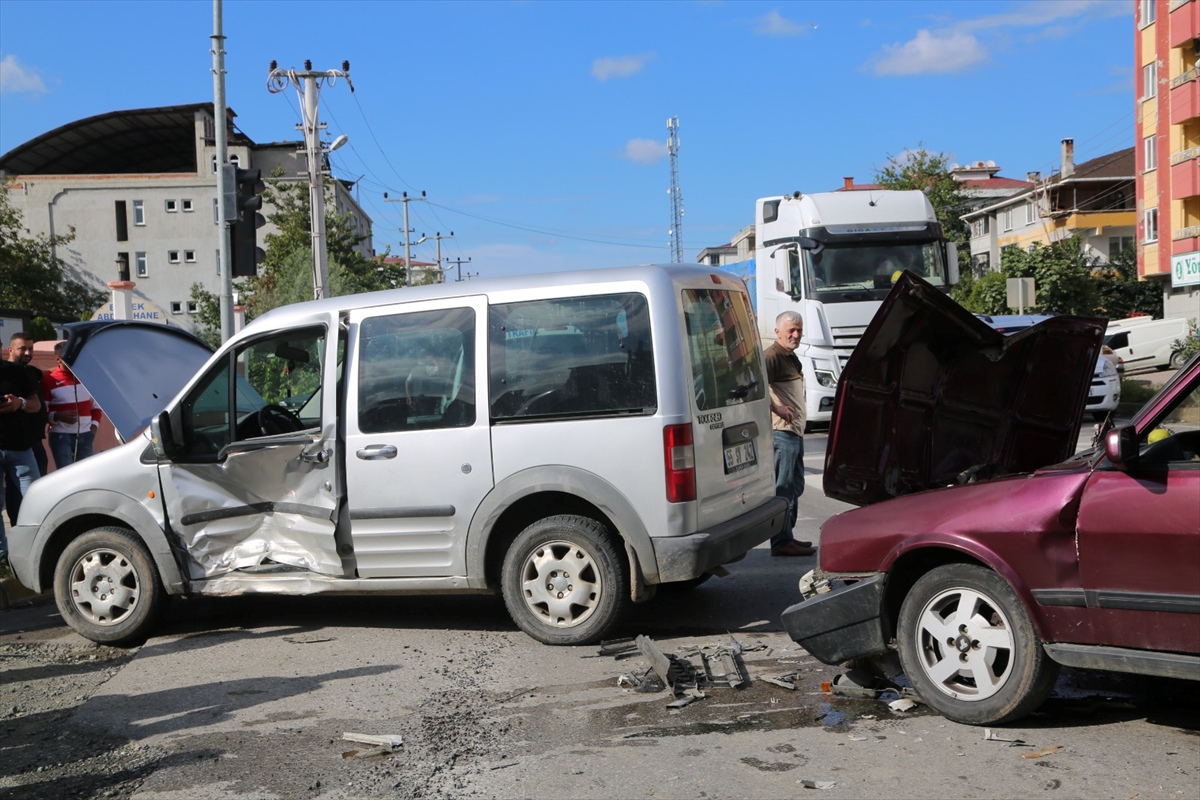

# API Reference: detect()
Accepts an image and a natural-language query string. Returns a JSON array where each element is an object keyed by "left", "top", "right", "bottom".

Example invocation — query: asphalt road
[{"left": 2, "top": 429, "right": 1198, "bottom": 799}]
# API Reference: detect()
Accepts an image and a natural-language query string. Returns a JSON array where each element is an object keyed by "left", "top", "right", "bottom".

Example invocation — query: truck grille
[{"left": 831, "top": 326, "right": 868, "bottom": 371}]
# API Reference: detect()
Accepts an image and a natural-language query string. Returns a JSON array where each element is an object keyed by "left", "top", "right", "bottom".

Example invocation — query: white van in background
[{"left": 1105, "top": 317, "right": 1191, "bottom": 371}]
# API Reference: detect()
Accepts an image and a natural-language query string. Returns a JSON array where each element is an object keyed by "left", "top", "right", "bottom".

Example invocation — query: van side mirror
[
  {"left": 149, "top": 409, "right": 182, "bottom": 460},
  {"left": 1104, "top": 425, "right": 1139, "bottom": 468}
]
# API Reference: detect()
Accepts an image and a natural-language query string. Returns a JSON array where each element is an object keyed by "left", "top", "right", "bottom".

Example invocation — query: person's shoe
[{"left": 772, "top": 541, "right": 817, "bottom": 557}]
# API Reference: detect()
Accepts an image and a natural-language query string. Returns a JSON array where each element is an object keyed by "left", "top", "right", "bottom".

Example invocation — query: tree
[
  {"left": 874, "top": 146, "right": 971, "bottom": 251},
  {"left": 1000, "top": 237, "right": 1099, "bottom": 316},
  {"left": 191, "top": 170, "right": 390, "bottom": 343},
  {"left": 0, "top": 185, "right": 106, "bottom": 320},
  {"left": 1094, "top": 245, "right": 1162, "bottom": 320}
]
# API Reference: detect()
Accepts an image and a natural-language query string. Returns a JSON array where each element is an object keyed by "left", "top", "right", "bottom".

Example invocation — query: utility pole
[
  {"left": 432, "top": 231, "right": 454, "bottom": 281},
  {"left": 211, "top": 0, "right": 234, "bottom": 341},
  {"left": 267, "top": 59, "right": 353, "bottom": 300},
  {"left": 384, "top": 191, "right": 426, "bottom": 286},
  {"left": 445, "top": 256, "right": 476, "bottom": 283},
  {"left": 667, "top": 116, "right": 684, "bottom": 264}
]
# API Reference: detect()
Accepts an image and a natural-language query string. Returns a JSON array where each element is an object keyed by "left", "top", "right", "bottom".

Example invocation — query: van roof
[{"left": 248, "top": 263, "right": 739, "bottom": 332}]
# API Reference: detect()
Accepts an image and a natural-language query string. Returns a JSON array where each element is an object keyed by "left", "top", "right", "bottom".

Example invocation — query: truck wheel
[
  {"left": 897, "top": 564, "right": 1057, "bottom": 725},
  {"left": 501, "top": 515, "right": 628, "bottom": 646},
  {"left": 54, "top": 527, "right": 165, "bottom": 646}
]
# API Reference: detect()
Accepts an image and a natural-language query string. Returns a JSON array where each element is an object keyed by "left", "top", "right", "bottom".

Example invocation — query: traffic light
[{"left": 223, "top": 166, "right": 266, "bottom": 277}]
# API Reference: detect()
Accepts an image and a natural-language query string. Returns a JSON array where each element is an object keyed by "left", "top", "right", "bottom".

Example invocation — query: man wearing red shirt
[{"left": 41, "top": 342, "right": 103, "bottom": 469}]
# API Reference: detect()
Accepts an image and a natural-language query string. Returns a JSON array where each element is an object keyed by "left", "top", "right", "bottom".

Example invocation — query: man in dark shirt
[
  {"left": 0, "top": 354, "right": 42, "bottom": 556},
  {"left": 6, "top": 333, "right": 49, "bottom": 526},
  {"left": 764, "top": 311, "right": 815, "bottom": 557}
]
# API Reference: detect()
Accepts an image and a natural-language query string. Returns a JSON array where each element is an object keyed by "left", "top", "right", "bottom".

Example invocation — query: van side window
[
  {"left": 179, "top": 326, "right": 325, "bottom": 457},
  {"left": 489, "top": 293, "right": 656, "bottom": 421},
  {"left": 357, "top": 307, "right": 476, "bottom": 433},
  {"left": 1106, "top": 331, "right": 1129, "bottom": 350},
  {"left": 682, "top": 288, "right": 765, "bottom": 411}
]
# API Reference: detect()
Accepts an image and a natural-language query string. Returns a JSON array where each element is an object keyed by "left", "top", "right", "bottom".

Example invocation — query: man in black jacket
[{"left": 0, "top": 346, "right": 42, "bottom": 556}]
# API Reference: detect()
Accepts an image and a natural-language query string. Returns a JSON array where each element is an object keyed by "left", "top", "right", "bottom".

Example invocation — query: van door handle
[
  {"left": 300, "top": 448, "right": 332, "bottom": 464},
  {"left": 356, "top": 445, "right": 398, "bottom": 460}
]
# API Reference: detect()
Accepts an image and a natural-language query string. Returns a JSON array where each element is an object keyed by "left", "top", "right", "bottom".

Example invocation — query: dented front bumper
[{"left": 780, "top": 573, "right": 889, "bottom": 665}]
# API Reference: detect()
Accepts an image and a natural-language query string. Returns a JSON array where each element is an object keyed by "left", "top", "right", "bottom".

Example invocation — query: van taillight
[{"left": 663, "top": 423, "right": 696, "bottom": 503}]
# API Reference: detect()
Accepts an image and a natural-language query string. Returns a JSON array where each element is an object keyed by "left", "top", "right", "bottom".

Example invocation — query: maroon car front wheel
[{"left": 897, "top": 564, "right": 1058, "bottom": 725}]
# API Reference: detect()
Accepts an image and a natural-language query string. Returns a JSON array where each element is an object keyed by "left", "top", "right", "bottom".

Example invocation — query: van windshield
[{"left": 682, "top": 288, "right": 765, "bottom": 410}]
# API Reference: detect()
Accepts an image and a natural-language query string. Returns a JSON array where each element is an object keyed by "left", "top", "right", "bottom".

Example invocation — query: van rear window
[
  {"left": 489, "top": 293, "right": 656, "bottom": 421},
  {"left": 682, "top": 289, "right": 765, "bottom": 410}
]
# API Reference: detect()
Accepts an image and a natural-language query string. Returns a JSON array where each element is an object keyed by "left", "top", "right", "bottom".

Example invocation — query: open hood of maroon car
[
  {"left": 824, "top": 272, "right": 1105, "bottom": 507},
  {"left": 59, "top": 320, "right": 215, "bottom": 442}
]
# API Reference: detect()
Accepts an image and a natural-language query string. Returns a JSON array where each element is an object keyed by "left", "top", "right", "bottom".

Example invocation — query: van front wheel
[
  {"left": 501, "top": 515, "right": 628, "bottom": 645},
  {"left": 53, "top": 527, "right": 165, "bottom": 646}
]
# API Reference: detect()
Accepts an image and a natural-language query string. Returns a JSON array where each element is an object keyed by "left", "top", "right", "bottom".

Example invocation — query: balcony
[
  {"left": 1171, "top": 66, "right": 1199, "bottom": 90},
  {"left": 1169, "top": 0, "right": 1199, "bottom": 48},
  {"left": 1172, "top": 76, "right": 1200, "bottom": 123},
  {"left": 1170, "top": 0, "right": 1191, "bottom": 11},
  {"left": 1171, "top": 146, "right": 1200, "bottom": 165},
  {"left": 1173, "top": 155, "right": 1200, "bottom": 197}
]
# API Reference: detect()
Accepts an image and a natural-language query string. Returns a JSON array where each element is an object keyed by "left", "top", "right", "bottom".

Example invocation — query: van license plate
[{"left": 723, "top": 441, "right": 757, "bottom": 473}]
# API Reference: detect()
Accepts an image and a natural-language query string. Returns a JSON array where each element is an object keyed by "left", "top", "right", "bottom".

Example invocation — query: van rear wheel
[
  {"left": 53, "top": 527, "right": 165, "bottom": 646},
  {"left": 501, "top": 515, "right": 628, "bottom": 645}
]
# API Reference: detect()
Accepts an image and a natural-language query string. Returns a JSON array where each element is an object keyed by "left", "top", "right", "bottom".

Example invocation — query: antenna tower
[{"left": 667, "top": 116, "right": 684, "bottom": 263}]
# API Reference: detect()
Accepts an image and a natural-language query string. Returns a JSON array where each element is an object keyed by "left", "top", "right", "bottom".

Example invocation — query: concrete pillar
[
  {"left": 106, "top": 281, "right": 136, "bottom": 320},
  {"left": 233, "top": 304, "right": 246, "bottom": 334}
]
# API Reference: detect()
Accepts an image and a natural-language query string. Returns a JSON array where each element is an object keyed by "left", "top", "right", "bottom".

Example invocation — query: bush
[
  {"left": 1120, "top": 379, "right": 1157, "bottom": 405},
  {"left": 1172, "top": 318, "right": 1199, "bottom": 364}
]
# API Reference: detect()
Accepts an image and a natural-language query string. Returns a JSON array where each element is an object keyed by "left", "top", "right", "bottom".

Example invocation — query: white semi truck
[{"left": 743, "top": 190, "right": 959, "bottom": 426}]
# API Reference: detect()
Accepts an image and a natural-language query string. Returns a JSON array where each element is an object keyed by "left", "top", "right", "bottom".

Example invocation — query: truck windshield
[{"left": 790, "top": 241, "right": 948, "bottom": 303}]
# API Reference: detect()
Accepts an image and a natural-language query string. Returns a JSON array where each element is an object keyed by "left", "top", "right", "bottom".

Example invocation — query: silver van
[{"left": 8, "top": 265, "right": 785, "bottom": 645}]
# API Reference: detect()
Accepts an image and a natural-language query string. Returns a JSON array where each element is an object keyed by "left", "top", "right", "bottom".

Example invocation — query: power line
[{"left": 425, "top": 201, "right": 668, "bottom": 250}]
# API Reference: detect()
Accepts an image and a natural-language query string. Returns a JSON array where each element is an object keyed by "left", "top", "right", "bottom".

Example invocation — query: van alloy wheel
[
  {"left": 54, "top": 527, "right": 165, "bottom": 646},
  {"left": 501, "top": 515, "right": 628, "bottom": 646}
]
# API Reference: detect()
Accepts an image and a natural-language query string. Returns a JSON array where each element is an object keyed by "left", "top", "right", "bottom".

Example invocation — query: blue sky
[{"left": 1, "top": 0, "right": 1134, "bottom": 278}]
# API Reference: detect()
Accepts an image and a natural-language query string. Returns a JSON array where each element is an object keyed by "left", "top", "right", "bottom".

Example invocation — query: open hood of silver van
[
  {"left": 823, "top": 272, "right": 1105, "bottom": 506},
  {"left": 59, "top": 321, "right": 214, "bottom": 441}
]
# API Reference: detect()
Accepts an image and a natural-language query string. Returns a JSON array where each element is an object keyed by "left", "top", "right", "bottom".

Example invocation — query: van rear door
[
  {"left": 345, "top": 296, "right": 493, "bottom": 578},
  {"left": 680, "top": 282, "right": 776, "bottom": 530}
]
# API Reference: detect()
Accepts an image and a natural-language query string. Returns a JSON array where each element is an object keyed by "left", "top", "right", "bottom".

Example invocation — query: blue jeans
[
  {"left": 772, "top": 430, "right": 805, "bottom": 550},
  {"left": 50, "top": 431, "right": 95, "bottom": 471},
  {"left": 0, "top": 448, "right": 41, "bottom": 553}
]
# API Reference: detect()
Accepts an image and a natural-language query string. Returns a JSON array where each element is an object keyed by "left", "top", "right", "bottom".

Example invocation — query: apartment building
[
  {"left": 962, "top": 143, "right": 1136, "bottom": 276},
  {"left": 0, "top": 103, "right": 372, "bottom": 331},
  {"left": 1137, "top": 0, "right": 1200, "bottom": 319}
]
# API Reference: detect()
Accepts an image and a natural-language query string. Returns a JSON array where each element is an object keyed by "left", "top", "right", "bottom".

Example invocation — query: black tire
[
  {"left": 54, "top": 527, "right": 165, "bottom": 646},
  {"left": 501, "top": 515, "right": 628, "bottom": 646},
  {"left": 897, "top": 564, "right": 1057, "bottom": 725},
  {"left": 1169, "top": 350, "right": 1186, "bottom": 369}
]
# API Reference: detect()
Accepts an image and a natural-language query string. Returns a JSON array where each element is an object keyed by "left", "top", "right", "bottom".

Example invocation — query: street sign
[
  {"left": 1006, "top": 277, "right": 1036, "bottom": 313},
  {"left": 92, "top": 299, "right": 167, "bottom": 324},
  {"left": 1171, "top": 251, "right": 1200, "bottom": 287}
]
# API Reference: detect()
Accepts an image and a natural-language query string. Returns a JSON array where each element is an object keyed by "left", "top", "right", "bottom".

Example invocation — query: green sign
[{"left": 1172, "top": 251, "right": 1200, "bottom": 287}]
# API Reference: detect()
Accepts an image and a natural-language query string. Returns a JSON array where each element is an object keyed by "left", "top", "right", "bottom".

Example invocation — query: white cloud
[
  {"left": 623, "top": 138, "right": 667, "bottom": 165},
  {"left": 0, "top": 54, "right": 47, "bottom": 94},
  {"left": 591, "top": 54, "right": 654, "bottom": 81},
  {"left": 753, "top": 10, "right": 815, "bottom": 37},
  {"left": 870, "top": 29, "right": 987, "bottom": 76}
]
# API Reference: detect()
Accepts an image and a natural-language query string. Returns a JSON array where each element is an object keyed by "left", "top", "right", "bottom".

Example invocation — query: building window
[
  {"left": 170, "top": 301, "right": 183, "bottom": 315},
  {"left": 1003, "top": 208, "right": 1013, "bottom": 231},
  {"left": 1139, "top": 0, "right": 1155, "bottom": 27},
  {"left": 230, "top": 154, "right": 241, "bottom": 168},
  {"left": 182, "top": 199, "right": 194, "bottom": 212},
  {"left": 1025, "top": 200, "right": 1036, "bottom": 225},
  {"left": 213, "top": 198, "right": 220, "bottom": 224},
  {"left": 184, "top": 250, "right": 196, "bottom": 263},
  {"left": 1144, "top": 208, "right": 1159, "bottom": 243},
  {"left": 216, "top": 249, "right": 222, "bottom": 276},
  {"left": 1109, "top": 236, "right": 1135, "bottom": 257},
  {"left": 211, "top": 155, "right": 218, "bottom": 173},
  {"left": 168, "top": 250, "right": 181, "bottom": 264},
  {"left": 133, "top": 200, "right": 145, "bottom": 226},
  {"left": 165, "top": 199, "right": 178, "bottom": 213},
  {"left": 971, "top": 252, "right": 990, "bottom": 276},
  {"left": 135, "top": 252, "right": 148, "bottom": 278},
  {"left": 708, "top": 254, "right": 720, "bottom": 266},
  {"left": 187, "top": 301, "right": 199, "bottom": 314},
  {"left": 1144, "top": 61, "right": 1157, "bottom": 99},
  {"left": 1144, "top": 135, "right": 1157, "bottom": 171}
]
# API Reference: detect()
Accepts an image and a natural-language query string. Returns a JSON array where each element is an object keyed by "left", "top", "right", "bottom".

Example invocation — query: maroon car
[{"left": 781, "top": 274, "right": 1200, "bottom": 725}]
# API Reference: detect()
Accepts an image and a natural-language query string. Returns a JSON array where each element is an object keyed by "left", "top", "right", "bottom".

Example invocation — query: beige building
[{"left": 0, "top": 103, "right": 372, "bottom": 331}]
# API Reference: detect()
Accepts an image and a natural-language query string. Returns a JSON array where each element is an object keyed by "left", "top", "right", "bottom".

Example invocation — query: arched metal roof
[{"left": 0, "top": 103, "right": 252, "bottom": 176}]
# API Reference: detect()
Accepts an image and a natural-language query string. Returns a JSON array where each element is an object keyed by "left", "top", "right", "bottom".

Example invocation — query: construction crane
[{"left": 667, "top": 116, "right": 684, "bottom": 263}]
